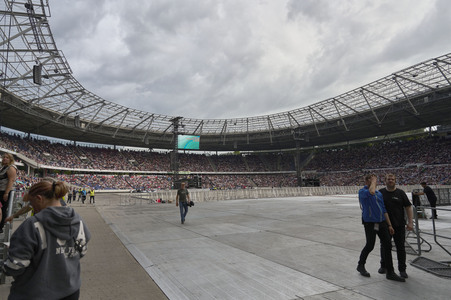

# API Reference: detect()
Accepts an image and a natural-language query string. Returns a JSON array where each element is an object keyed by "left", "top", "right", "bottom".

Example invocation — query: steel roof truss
[
  {"left": 30, "top": 78, "right": 64, "bottom": 106},
  {"left": 309, "top": 106, "right": 328, "bottom": 122},
  {"left": 267, "top": 116, "right": 273, "bottom": 144},
  {"left": 162, "top": 123, "right": 172, "bottom": 134},
  {"left": 0, "top": 17, "right": 46, "bottom": 48},
  {"left": 394, "top": 73, "right": 435, "bottom": 91},
  {"left": 83, "top": 102, "right": 107, "bottom": 130},
  {"left": 112, "top": 109, "right": 130, "bottom": 137},
  {"left": 334, "top": 98, "right": 360, "bottom": 115},
  {"left": 308, "top": 107, "right": 320, "bottom": 136},
  {"left": 361, "top": 89, "right": 380, "bottom": 124},
  {"left": 142, "top": 115, "right": 155, "bottom": 142},
  {"left": 130, "top": 114, "right": 152, "bottom": 132},
  {"left": 55, "top": 93, "right": 85, "bottom": 121},
  {"left": 287, "top": 111, "right": 301, "bottom": 128},
  {"left": 221, "top": 120, "right": 227, "bottom": 144},
  {"left": 193, "top": 120, "right": 204, "bottom": 135},
  {"left": 6, "top": 54, "right": 54, "bottom": 89},
  {"left": 433, "top": 61, "right": 451, "bottom": 85},
  {"left": 247, "top": 118, "right": 249, "bottom": 144},
  {"left": 96, "top": 107, "right": 128, "bottom": 127},
  {"left": 332, "top": 100, "right": 349, "bottom": 131},
  {"left": 361, "top": 87, "right": 395, "bottom": 105},
  {"left": 434, "top": 58, "right": 451, "bottom": 66},
  {"left": 393, "top": 77, "right": 419, "bottom": 115}
]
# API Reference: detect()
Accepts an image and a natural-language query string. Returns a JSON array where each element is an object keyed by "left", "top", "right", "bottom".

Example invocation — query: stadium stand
[{"left": 1, "top": 130, "right": 450, "bottom": 190}]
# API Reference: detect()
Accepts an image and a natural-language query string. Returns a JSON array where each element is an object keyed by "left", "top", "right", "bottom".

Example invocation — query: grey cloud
[{"left": 49, "top": 0, "right": 450, "bottom": 120}]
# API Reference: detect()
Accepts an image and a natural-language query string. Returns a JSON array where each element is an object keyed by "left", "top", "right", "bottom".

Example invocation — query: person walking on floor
[
  {"left": 356, "top": 174, "right": 405, "bottom": 282},
  {"left": 67, "top": 188, "right": 73, "bottom": 204},
  {"left": 378, "top": 173, "right": 413, "bottom": 279},
  {"left": 2, "top": 180, "right": 91, "bottom": 299},
  {"left": 81, "top": 188, "right": 87, "bottom": 204},
  {"left": 176, "top": 182, "right": 190, "bottom": 224}
]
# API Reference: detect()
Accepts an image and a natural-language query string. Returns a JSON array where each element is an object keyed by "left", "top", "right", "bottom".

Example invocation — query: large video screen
[{"left": 177, "top": 135, "right": 200, "bottom": 150}]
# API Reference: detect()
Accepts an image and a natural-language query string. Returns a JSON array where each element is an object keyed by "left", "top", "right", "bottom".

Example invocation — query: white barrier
[
  {"left": 118, "top": 185, "right": 451, "bottom": 205},
  {"left": 118, "top": 186, "right": 363, "bottom": 205}
]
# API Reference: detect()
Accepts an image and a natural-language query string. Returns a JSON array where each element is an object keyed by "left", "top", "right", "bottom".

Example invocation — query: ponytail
[{"left": 27, "top": 180, "right": 69, "bottom": 201}]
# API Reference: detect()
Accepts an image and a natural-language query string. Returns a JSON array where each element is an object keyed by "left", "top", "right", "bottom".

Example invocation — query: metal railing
[
  {"left": 411, "top": 206, "right": 451, "bottom": 257},
  {"left": 115, "top": 186, "right": 362, "bottom": 206}
]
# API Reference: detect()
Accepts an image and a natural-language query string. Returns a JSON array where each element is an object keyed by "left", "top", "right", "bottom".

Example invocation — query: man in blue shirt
[{"left": 357, "top": 174, "right": 405, "bottom": 282}]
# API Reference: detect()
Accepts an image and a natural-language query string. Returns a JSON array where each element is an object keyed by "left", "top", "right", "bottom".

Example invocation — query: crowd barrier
[
  {"left": 118, "top": 186, "right": 360, "bottom": 205},
  {"left": 411, "top": 187, "right": 451, "bottom": 206},
  {"left": 9, "top": 186, "right": 450, "bottom": 207},
  {"left": 115, "top": 185, "right": 451, "bottom": 206}
]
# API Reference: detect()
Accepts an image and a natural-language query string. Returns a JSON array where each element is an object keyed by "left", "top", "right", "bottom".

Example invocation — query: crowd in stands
[
  {"left": 303, "top": 136, "right": 451, "bottom": 186},
  {"left": 1, "top": 130, "right": 450, "bottom": 191}
]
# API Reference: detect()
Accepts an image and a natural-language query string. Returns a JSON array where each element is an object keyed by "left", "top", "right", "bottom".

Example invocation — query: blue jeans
[{"left": 179, "top": 202, "right": 188, "bottom": 222}]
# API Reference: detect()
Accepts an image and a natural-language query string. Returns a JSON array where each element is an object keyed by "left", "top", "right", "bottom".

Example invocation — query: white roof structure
[{"left": 1, "top": 0, "right": 451, "bottom": 151}]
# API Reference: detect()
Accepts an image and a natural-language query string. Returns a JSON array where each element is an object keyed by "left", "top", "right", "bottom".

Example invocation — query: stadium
[{"left": 1, "top": 1, "right": 451, "bottom": 299}]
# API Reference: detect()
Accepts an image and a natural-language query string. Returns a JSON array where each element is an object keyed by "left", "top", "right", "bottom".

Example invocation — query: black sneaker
[
  {"left": 378, "top": 267, "right": 386, "bottom": 274},
  {"left": 400, "top": 271, "right": 408, "bottom": 278},
  {"left": 357, "top": 265, "right": 370, "bottom": 277},
  {"left": 386, "top": 272, "right": 405, "bottom": 282}
]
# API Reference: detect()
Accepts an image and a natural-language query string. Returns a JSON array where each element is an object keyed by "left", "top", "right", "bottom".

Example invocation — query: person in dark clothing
[
  {"left": 2, "top": 180, "right": 91, "bottom": 300},
  {"left": 357, "top": 174, "right": 405, "bottom": 282},
  {"left": 68, "top": 189, "right": 73, "bottom": 203},
  {"left": 378, "top": 173, "right": 413, "bottom": 279},
  {"left": 415, "top": 182, "right": 438, "bottom": 219},
  {"left": 81, "top": 188, "right": 87, "bottom": 204},
  {"left": 176, "top": 182, "right": 190, "bottom": 224},
  {"left": 0, "top": 153, "right": 17, "bottom": 233}
]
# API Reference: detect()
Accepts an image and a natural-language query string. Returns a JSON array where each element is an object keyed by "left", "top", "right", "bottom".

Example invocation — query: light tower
[{"left": 170, "top": 116, "right": 183, "bottom": 188}]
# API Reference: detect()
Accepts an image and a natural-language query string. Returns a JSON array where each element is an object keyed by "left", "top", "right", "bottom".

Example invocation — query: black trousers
[
  {"left": 380, "top": 225, "right": 406, "bottom": 272},
  {"left": 429, "top": 199, "right": 438, "bottom": 218},
  {"left": 359, "top": 221, "right": 394, "bottom": 274},
  {"left": 0, "top": 191, "right": 11, "bottom": 230}
]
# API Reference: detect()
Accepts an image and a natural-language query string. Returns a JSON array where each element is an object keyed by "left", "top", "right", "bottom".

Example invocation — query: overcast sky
[{"left": 49, "top": 0, "right": 451, "bottom": 120}]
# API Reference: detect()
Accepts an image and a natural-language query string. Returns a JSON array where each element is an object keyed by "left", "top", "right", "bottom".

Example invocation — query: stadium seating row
[{"left": 1, "top": 131, "right": 450, "bottom": 190}]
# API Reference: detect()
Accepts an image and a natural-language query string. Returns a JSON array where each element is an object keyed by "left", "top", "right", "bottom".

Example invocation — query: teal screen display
[{"left": 177, "top": 135, "right": 200, "bottom": 150}]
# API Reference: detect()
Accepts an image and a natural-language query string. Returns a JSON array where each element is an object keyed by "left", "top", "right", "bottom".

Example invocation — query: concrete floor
[
  {"left": 95, "top": 194, "right": 451, "bottom": 300},
  {"left": 1, "top": 193, "right": 449, "bottom": 299}
]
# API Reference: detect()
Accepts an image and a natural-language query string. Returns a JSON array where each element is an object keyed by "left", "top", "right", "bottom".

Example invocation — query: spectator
[
  {"left": 414, "top": 182, "right": 438, "bottom": 219},
  {"left": 356, "top": 174, "right": 404, "bottom": 282},
  {"left": 2, "top": 180, "right": 91, "bottom": 299},
  {"left": 0, "top": 153, "right": 17, "bottom": 233},
  {"left": 378, "top": 173, "right": 413, "bottom": 279}
]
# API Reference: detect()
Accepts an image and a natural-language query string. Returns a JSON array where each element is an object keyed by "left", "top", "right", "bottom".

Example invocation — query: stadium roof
[{"left": 1, "top": 1, "right": 451, "bottom": 152}]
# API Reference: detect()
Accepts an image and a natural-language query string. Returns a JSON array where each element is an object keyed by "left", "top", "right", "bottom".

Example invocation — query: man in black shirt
[
  {"left": 378, "top": 173, "right": 413, "bottom": 279},
  {"left": 415, "top": 182, "right": 438, "bottom": 219}
]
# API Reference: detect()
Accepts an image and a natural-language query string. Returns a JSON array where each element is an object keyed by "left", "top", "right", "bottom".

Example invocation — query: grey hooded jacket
[{"left": 3, "top": 206, "right": 90, "bottom": 300}]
